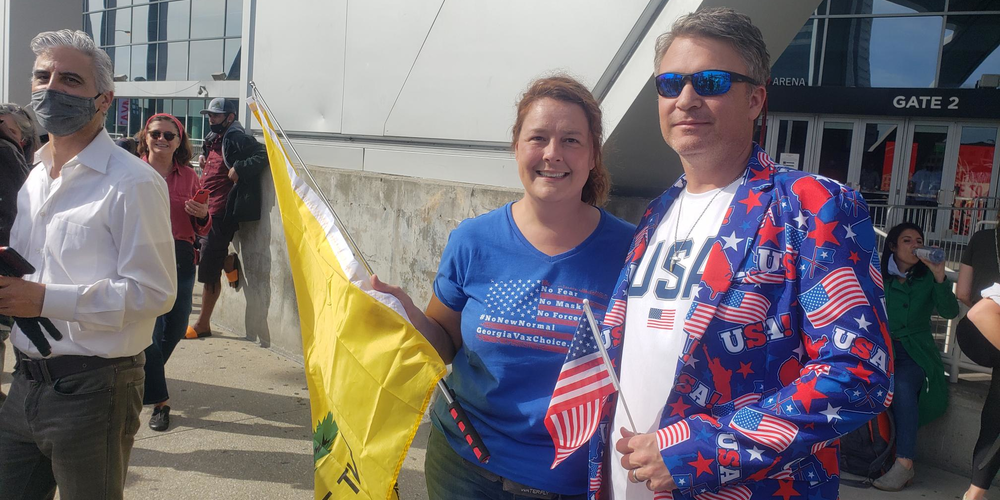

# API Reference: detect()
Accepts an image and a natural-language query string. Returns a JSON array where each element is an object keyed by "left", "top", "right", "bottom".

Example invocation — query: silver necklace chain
[{"left": 670, "top": 174, "right": 744, "bottom": 272}]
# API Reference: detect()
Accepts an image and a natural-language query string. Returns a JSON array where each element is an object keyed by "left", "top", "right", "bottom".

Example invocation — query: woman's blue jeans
[
  {"left": 143, "top": 241, "right": 196, "bottom": 405},
  {"left": 891, "top": 340, "right": 925, "bottom": 459}
]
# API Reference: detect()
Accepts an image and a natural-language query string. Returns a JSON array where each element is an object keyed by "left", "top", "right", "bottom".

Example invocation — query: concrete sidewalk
[{"left": 0, "top": 322, "right": 984, "bottom": 499}]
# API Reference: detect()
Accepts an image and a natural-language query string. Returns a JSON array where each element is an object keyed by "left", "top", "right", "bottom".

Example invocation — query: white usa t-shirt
[{"left": 610, "top": 182, "right": 738, "bottom": 500}]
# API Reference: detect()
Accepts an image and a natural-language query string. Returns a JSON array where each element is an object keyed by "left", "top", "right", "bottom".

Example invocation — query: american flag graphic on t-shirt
[
  {"left": 478, "top": 280, "right": 608, "bottom": 353},
  {"left": 646, "top": 307, "right": 676, "bottom": 330}
]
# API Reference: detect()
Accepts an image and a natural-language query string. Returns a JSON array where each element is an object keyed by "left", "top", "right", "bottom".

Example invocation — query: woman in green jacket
[{"left": 874, "top": 222, "right": 959, "bottom": 491}]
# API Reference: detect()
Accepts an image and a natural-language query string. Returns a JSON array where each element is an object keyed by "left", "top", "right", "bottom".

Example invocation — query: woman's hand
[
  {"left": 371, "top": 274, "right": 424, "bottom": 325},
  {"left": 616, "top": 427, "right": 676, "bottom": 493},
  {"left": 918, "top": 248, "right": 947, "bottom": 283},
  {"left": 370, "top": 275, "right": 461, "bottom": 362},
  {"left": 184, "top": 199, "right": 209, "bottom": 219}
]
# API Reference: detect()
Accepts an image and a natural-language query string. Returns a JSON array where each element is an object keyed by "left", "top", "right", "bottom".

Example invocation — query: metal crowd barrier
[{"left": 868, "top": 198, "right": 1000, "bottom": 383}]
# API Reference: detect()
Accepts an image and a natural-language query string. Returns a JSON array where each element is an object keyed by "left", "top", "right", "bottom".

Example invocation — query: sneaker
[
  {"left": 149, "top": 405, "right": 171, "bottom": 432},
  {"left": 873, "top": 461, "right": 914, "bottom": 491}
]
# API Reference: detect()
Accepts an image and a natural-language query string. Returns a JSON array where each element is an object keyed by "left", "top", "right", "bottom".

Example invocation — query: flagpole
[
  {"left": 582, "top": 299, "right": 636, "bottom": 433},
  {"left": 247, "top": 82, "right": 490, "bottom": 463},
  {"left": 248, "top": 80, "right": 373, "bottom": 276}
]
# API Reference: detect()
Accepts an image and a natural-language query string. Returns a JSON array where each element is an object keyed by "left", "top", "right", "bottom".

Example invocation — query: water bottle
[{"left": 913, "top": 246, "right": 945, "bottom": 264}]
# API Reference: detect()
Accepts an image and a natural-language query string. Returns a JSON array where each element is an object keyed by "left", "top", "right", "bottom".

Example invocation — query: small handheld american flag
[{"left": 544, "top": 300, "right": 635, "bottom": 468}]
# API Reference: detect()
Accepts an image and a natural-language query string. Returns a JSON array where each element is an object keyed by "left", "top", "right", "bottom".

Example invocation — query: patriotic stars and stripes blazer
[{"left": 586, "top": 144, "right": 893, "bottom": 500}]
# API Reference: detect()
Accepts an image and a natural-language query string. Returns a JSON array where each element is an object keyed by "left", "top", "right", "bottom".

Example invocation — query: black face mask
[{"left": 210, "top": 122, "right": 227, "bottom": 134}]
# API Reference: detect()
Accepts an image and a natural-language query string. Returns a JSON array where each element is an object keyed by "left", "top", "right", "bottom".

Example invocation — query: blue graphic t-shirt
[{"left": 431, "top": 202, "right": 635, "bottom": 495}]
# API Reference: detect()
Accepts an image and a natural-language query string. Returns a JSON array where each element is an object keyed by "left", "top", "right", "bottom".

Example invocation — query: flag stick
[
  {"left": 247, "top": 81, "right": 374, "bottom": 277},
  {"left": 582, "top": 299, "right": 636, "bottom": 433},
  {"left": 247, "top": 82, "right": 489, "bottom": 462}
]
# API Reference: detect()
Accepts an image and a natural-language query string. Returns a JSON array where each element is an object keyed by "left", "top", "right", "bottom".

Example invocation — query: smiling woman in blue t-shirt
[{"left": 373, "top": 76, "right": 635, "bottom": 499}]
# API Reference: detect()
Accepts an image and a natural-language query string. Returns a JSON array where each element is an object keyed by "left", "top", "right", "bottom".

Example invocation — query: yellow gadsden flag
[{"left": 249, "top": 96, "right": 446, "bottom": 500}]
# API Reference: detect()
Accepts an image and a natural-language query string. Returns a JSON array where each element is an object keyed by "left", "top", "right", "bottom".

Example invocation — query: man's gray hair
[
  {"left": 30, "top": 29, "right": 114, "bottom": 95},
  {"left": 653, "top": 7, "right": 770, "bottom": 87}
]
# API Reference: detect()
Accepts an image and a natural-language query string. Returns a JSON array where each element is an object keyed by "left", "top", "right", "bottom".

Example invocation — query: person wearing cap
[
  {"left": 136, "top": 113, "right": 210, "bottom": 431},
  {"left": 0, "top": 30, "right": 175, "bottom": 499},
  {"left": 186, "top": 97, "right": 267, "bottom": 339}
]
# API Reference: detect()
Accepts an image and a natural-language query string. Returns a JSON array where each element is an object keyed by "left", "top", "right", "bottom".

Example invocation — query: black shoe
[{"left": 149, "top": 405, "right": 171, "bottom": 432}]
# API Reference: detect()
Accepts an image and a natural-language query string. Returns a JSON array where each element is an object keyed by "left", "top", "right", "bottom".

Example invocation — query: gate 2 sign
[
  {"left": 767, "top": 86, "right": 999, "bottom": 119},
  {"left": 892, "top": 95, "right": 958, "bottom": 111}
]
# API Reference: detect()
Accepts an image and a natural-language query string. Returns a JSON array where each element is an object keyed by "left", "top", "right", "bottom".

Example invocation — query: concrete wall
[{"left": 211, "top": 164, "right": 649, "bottom": 360}]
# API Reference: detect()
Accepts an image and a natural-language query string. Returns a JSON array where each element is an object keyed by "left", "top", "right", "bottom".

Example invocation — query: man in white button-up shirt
[{"left": 0, "top": 30, "right": 175, "bottom": 500}]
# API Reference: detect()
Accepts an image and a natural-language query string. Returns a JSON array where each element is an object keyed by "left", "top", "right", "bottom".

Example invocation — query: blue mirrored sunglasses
[{"left": 655, "top": 70, "right": 759, "bottom": 98}]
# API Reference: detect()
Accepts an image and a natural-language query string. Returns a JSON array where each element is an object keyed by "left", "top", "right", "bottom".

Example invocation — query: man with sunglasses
[
  {"left": 186, "top": 97, "right": 267, "bottom": 339},
  {"left": 585, "top": 9, "right": 892, "bottom": 500}
]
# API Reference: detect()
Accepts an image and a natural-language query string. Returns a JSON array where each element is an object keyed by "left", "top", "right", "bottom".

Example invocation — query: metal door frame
[
  {"left": 765, "top": 114, "right": 815, "bottom": 170},
  {"left": 812, "top": 118, "right": 858, "bottom": 178}
]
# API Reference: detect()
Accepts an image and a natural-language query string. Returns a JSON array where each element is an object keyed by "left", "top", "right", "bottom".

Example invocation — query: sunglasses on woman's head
[
  {"left": 149, "top": 130, "right": 177, "bottom": 141},
  {"left": 654, "top": 70, "right": 759, "bottom": 98}
]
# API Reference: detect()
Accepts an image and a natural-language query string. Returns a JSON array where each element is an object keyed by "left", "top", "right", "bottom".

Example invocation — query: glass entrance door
[
  {"left": 815, "top": 120, "right": 855, "bottom": 183},
  {"left": 854, "top": 122, "right": 902, "bottom": 206},
  {"left": 891, "top": 122, "right": 951, "bottom": 237},
  {"left": 767, "top": 116, "right": 813, "bottom": 170},
  {"left": 899, "top": 123, "right": 949, "bottom": 207},
  {"left": 850, "top": 121, "right": 903, "bottom": 228},
  {"left": 948, "top": 125, "right": 999, "bottom": 236},
  {"left": 954, "top": 126, "right": 999, "bottom": 201}
]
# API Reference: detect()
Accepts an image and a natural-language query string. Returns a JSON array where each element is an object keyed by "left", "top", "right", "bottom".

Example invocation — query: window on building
[
  {"left": 157, "top": 41, "right": 189, "bottom": 80},
  {"left": 165, "top": 0, "right": 191, "bottom": 41},
  {"left": 84, "top": 0, "right": 242, "bottom": 83},
  {"left": 827, "top": 0, "right": 944, "bottom": 15},
  {"left": 821, "top": 16, "right": 942, "bottom": 87},
  {"left": 939, "top": 14, "right": 1000, "bottom": 88},
  {"left": 949, "top": 0, "right": 1000, "bottom": 12},
  {"left": 189, "top": 39, "right": 225, "bottom": 81},
  {"left": 226, "top": 0, "right": 242, "bottom": 37},
  {"left": 771, "top": 20, "right": 819, "bottom": 85},
  {"left": 784, "top": 2, "right": 1000, "bottom": 89},
  {"left": 191, "top": 0, "right": 226, "bottom": 39}
]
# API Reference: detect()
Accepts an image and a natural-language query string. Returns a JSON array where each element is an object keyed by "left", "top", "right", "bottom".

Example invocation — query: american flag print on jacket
[{"left": 586, "top": 144, "right": 893, "bottom": 500}]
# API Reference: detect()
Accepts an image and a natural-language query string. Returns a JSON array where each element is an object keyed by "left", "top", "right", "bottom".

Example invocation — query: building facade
[
  {"left": 82, "top": 0, "right": 244, "bottom": 147},
  {"left": 764, "top": 0, "right": 1000, "bottom": 238}
]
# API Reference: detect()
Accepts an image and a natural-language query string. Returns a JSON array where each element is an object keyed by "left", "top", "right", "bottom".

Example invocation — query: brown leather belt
[{"left": 14, "top": 349, "right": 137, "bottom": 383}]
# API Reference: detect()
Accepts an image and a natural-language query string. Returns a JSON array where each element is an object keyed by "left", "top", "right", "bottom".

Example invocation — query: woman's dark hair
[{"left": 881, "top": 221, "right": 928, "bottom": 281}]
